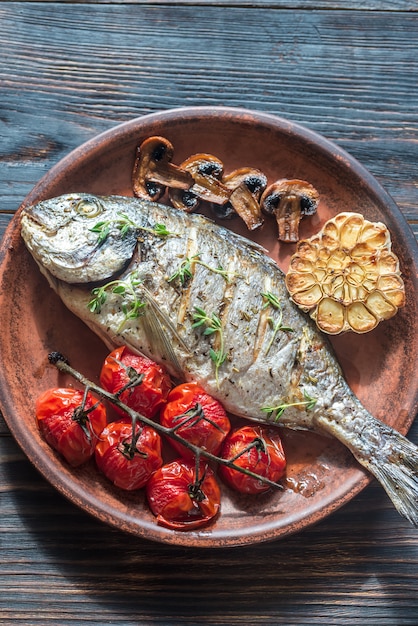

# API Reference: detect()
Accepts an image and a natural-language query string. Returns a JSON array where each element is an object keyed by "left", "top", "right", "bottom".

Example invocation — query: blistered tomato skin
[
  {"left": 100, "top": 345, "right": 172, "bottom": 419},
  {"left": 160, "top": 382, "right": 231, "bottom": 459},
  {"left": 146, "top": 459, "right": 221, "bottom": 530},
  {"left": 36, "top": 387, "right": 107, "bottom": 467},
  {"left": 219, "top": 425, "right": 286, "bottom": 494},
  {"left": 95, "top": 421, "right": 163, "bottom": 490}
]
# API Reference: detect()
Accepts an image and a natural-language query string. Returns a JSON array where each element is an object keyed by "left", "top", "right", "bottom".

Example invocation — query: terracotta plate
[{"left": 1, "top": 107, "right": 418, "bottom": 547}]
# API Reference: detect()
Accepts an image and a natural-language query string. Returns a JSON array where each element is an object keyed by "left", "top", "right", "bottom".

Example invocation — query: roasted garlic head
[{"left": 285, "top": 212, "right": 405, "bottom": 334}]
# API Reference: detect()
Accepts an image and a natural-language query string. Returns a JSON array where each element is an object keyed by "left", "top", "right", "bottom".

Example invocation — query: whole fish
[{"left": 21, "top": 193, "right": 418, "bottom": 525}]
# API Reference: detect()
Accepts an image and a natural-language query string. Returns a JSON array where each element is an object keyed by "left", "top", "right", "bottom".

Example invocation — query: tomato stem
[
  {"left": 111, "top": 358, "right": 145, "bottom": 396},
  {"left": 227, "top": 436, "right": 267, "bottom": 465},
  {"left": 171, "top": 402, "right": 225, "bottom": 434},
  {"left": 48, "top": 352, "right": 283, "bottom": 491},
  {"left": 71, "top": 386, "right": 102, "bottom": 442},
  {"left": 115, "top": 414, "right": 148, "bottom": 461},
  {"left": 187, "top": 453, "right": 207, "bottom": 503}
]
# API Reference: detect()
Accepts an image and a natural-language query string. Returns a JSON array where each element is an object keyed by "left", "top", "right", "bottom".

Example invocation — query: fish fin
[
  {"left": 140, "top": 285, "right": 190, "bottom": 377},
  {"left": 319, "top": 409, "right": 418, "bottom": 527},
  {"left": 358, "top": 428, "right": 418, "bottom": 527}
]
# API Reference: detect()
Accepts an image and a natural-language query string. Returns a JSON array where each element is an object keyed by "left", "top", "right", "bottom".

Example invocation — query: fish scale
[{"left": 20, "top": 192, "right": 418, "bottom": 526}]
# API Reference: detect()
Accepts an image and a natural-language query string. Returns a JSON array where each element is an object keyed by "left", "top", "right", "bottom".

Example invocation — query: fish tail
[
  {"left": 360, "top": 428, "right": 418, "bottom": 526},
  {"left": 317, "top": 411, "right": 418, "bottom": 526}
]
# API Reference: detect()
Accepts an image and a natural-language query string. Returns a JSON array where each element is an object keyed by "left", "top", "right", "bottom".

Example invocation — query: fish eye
[{"left": 75, "top": 197, "right": 103, "bottom": 218}]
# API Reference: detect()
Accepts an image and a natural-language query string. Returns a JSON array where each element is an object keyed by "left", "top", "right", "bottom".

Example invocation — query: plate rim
[{"left": 1, "top": 106, "right": 418, "bottom": 547}]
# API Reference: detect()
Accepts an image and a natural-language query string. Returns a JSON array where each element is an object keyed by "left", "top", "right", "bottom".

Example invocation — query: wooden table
[{"left": 1, "top": 2, "right": 418, "bottom": 624}]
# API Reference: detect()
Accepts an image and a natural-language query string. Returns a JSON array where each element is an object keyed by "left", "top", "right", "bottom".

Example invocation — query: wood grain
[
  {"left": 15, "top": 0, "right": 418, "bottom": 10},
  {"left": 1, "top": 432, "right": 418, "bottom": 625},
  {"left": 1, "top": 3, "right": 418, "bottom": 231},
  {"left": 1, "top": 2, "right": 418, "bottom": 624}
]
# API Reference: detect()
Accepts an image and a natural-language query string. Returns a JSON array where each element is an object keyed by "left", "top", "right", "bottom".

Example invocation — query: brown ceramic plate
[{"left": 1, "top": 107, "right": 418, "bottom": 547}]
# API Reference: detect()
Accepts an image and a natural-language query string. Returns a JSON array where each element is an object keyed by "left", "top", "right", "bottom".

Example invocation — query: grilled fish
[{"left": 21, "top": 193, "right": 418, "bottom": 525}]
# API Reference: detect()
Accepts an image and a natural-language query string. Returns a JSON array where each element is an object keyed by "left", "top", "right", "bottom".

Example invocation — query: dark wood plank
[
  {"left": 0, "top": 215, "right": 12, "bottom": 242},
  {"left": 1, "top": 431, "right": 418, "bottom": 625},
  {"left": 14, "top": 0, "right": 418, "bottom": 11},
  {"left": 1, "top": 3, "right": 418, "bottom": 230}
]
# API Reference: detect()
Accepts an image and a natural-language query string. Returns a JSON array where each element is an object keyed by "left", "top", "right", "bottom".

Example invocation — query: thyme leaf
[
  {"left": 261, "top": 291, "right": 281, "bottom": 310},
  {"left": 209, "top": 348, "right": 228, "bottom": 371},
  {"left": 168, "top": 254, "right": 237, "bottom": 287},
  {"left": 261, "top": 291, "right": 294, "bottom": 354},
  {"left": 168, "top": 255, "right": 198, "bottom": 286},
  {"left": 89, "top": 220, "right": 112, "bottom": 245},
  {"left": 88, "top": 270, "right": 145, "bottom": 331},
  {"left": 192, "top": 307, "right": 227, "bottom": 386},
  {"left": 147, "top": 222, "right": 173, "bottom": 237},
  {"left": 89, "top": 212, "right": 174, "bottom": 244},
  {"left": 261, "top": 390, "right": 317, "bottom": 422}
]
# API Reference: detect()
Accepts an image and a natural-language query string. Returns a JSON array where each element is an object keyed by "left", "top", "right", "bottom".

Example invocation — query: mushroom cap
[
  {"left": 261, "top": 178, "right": 319, "bottom": 216},
  {"left": 169, "top": 153, "right": 231, "bottom": 210},
  {"left": 222, "top": 167, "right": 267, "bottom": 230},
  {"left": 132, "top": 136, "right": 193, "bottom": 201},
  {"left": 260, "top": 178, "right": 320, "bottom": 242}
]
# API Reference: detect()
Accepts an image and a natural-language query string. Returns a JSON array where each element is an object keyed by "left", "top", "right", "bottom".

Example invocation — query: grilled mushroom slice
[
  {"left": 220, "top": 168, "right": 267, "bottom": 230},
  {"left": 169, "top": 154, "right": 231, "bottom": 212},
  {"left": 132, "top": 136, "right": 193, "bottom": 201},
  {"left": 261, "top": 179, "right": 319, "bottom": 242}
]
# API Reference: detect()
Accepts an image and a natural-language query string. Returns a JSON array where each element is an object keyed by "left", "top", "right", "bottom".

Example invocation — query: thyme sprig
[
  {"left": 261, "top": 390, "right": 318, "bottom": 422},
  {"left": 168, "top": 255, "right": 196, "bottom": 286},
  {"left": 88, "top": 270, "right": 145, "bottom": 331},
  {"left": 48, "top": 352, "right": 282, "bottom": 490},
  {"left": 192, "top": 306, "right": 227, "bottom": 386},
  {"left": 168, "top": 254, "right": 235, "bottom": 286},
  {"left": 261, "top": 291, "right": 294, "bottom": 355},
  {"left": 89, "top": 212, "right": 174, "bottom": 245}
]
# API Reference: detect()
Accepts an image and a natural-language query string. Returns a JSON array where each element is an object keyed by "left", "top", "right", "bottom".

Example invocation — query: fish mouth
[
  {"left": 21, "top": 209, "right": 48, "bottom": 229},
  {"left": 21, "top": 206, "right": 70, "bottom": 235}
]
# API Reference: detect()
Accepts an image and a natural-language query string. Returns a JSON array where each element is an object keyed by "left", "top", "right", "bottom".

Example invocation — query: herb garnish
[
  {"left": 261, "top": 291, "right": 293, "bottom": 354},
  {"left": 90, "top": 212, "right": 173, "bottom": 244},
  {"left": 261, "top": 390, "right": 317, "bottom": 422},
  {"left": 88, "top": 270, "right": 145, "bottom": 331},
  {"left": 168, "top": 254, "right": 235, "bottom": 286},
  {"left": 168, "top": 255, "right": 196, "bottom": 286},
  {"left": 192, "top": 306, "right": 227, "bottom": 386}
]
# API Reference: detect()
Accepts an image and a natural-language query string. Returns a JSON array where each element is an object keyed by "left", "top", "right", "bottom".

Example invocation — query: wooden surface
[{"left": 1, "top": 2, "right": 418, "bottom": 624}]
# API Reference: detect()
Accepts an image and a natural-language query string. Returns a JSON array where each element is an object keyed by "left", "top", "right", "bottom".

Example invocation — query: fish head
[{"left": 20, "top": 193, "right": 139, "bottom": 284}]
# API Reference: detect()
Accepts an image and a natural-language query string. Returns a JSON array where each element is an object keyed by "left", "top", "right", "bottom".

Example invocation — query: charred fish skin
[{"left": 21, "top": 193, "right": 418, "bottom": 526}]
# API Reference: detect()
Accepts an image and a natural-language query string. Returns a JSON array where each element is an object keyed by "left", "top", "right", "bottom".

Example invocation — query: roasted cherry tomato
[
  {"left": 100, "top": 346, "right": 172, "bottom": 419},
  {"left": 36, "top": 387, "right": 107, "bottom": 467},
  {"left": 146, "top": 459, "right": 221, "bottom": 530},
  {"left": 95, "top": 421, "right": 163, "bottom": 490},
  {"left": 219, "top": 425, "right": 286, "bottom": 494},
  {"left": 160, "top": 382, "right": 231, "bottom": 459}
]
